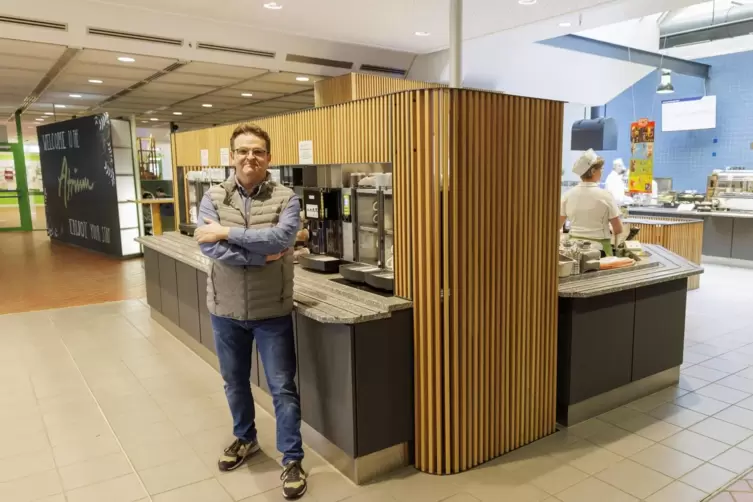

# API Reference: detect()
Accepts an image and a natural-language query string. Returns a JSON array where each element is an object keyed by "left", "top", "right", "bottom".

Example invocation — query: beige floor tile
[
  {"left": 566, "top": 443, "right": 624, "bottom": 475},
  {"left": 529, "top": 464, "right": 588, "bottom": 495},
  {"left": 716, "top": 406, "right": 753, "bottom": 429},
  {"left": 617, "top": 414, "right": 683, "bottom": 442},
  {"left": 625, "top": 393, "right": 672, "bottom": 413},
  {"left": 710, "top": 447, "right": 753, "bottom": 473},
  {"left": 65, "top": 473, "right": 147, "bottom": 502},
  {"left": 595, "top": 459, "right": 672, "bottom": 499},
  {"left": 0, "top": 447, "right": 56, "bottom": 483},
  {"left": 152, "top": 478, "right": 233, "bottom": 502},
  {"left": 37, "top": 392, "right": 99, "bottom": 416},
  {"left": 58, "top": 451, "right": 134, "bottom": 491},
  {"left": 695, "top": 384, "right": 752, "bottom": 405},
  {"left": 0, "top": 469, "right": 63, "bottom": 502},
  {"left": 0, "top": 429, "right": 51, "bottom": 461},
  {"left": 138, "top": 455, "right": 212, "bottom": 495},
  {"left": 114, "top": 420, "right": 183, "bottom": 450},
  {"left": 674, "top": 393, "right": 731, "bottom": 416},
  {"left": 216, "top": 458, "right": 285, "bottom": 501},
  {"left": 649, "top": 403, "right": 707, "bottom": 428},
  {"left": 629, "top": 443, "right": 704, "bottom": 478},
  {"left": 556, "top": 477, "right": 637, "bottom": 502},
  {"left": 564, "top": 418, "right": 616, "bottom": 439},
  {"left": 644, "top": 480, "right": 708, "bottom": 502},
  {"left": 651, "top": 386, "right": 691, "bottom": 401},
  {"left": 701, "top": 357, "right": 750, "bottom": 374},
  {"left": 683, "top": 351, "right": 714, "bottom": 365},
  {"left": 589, "top": 427, "right": 655, "bottom": 457},
  {"left": 690, "top": 417, "right": 753, "bottom": 446},
  {"left": 52, "top": 432, "right": 122, "bottom": 467},
  {"left": 662, "top": 430, "right": 731, "bottom": 461},
  {"left": 677, "top": 375, "right": 713, "bottom": 392},
  {"left": 686, "top": 345, "right": 727, "bottom": 358},
  {"left": 123, "top": 435, "right": 197, "bottom": 471},
  {"left": 306, "top": 470, "right": 364, "bottom": 502},
  {"left": 680, "top": 463, "right": 736, "bottom": 493},
  {"left": 336, "top": 490, "right": 400, "bottom": 502},
  {"left": 734, "top": 395, "right": 753, "bottom": 413},
  {"left": 599, "top": 407, "right": 645, "bottom": 426},
  {"left": 717, "top": 375, "right": 753, "bottom": 394},
  {"left": 682, "top": 366, "right": 730, "bottom": 383},
  {"left": 34, "top": 495, "right": 67, "bottom": 502}
]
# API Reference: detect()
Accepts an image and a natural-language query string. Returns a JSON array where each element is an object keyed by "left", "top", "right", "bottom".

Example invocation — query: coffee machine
[{"left": 298, "top": 187, "right": 344, "bottom": 273}]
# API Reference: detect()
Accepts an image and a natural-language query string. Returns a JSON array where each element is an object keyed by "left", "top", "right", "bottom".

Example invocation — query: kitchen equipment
[
  {"left": 298, "top": 254, "right": 341, "bottom": 274},
  {"left": 365, "top": 269, "right": 394, "bottom": 292},
  {"left": 577, "top": 241, "right": 601, "bottom": 273},
  {"left": 559, "top": 254, "right": 575, "bottom": 278},
  {"left": 340, "top": 263, "right": 381, "bottom": 283}
]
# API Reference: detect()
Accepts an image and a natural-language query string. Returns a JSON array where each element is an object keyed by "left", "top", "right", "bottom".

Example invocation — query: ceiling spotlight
[
  {"left": 56, "top": 105, "right": 66, "bottom": 108},
  {"left": 202, "top": 103, "right": 213, "bottom": 108},
  {"left": 559, "top": 22, "right": 572, "bottom": 27},
  {"left": 150, "top": 118, "right": 159, "bottom": 121},
  {"left": 241, "top": 92, "right": 253, "bottom": 97},
  {"left": 88, "top": 79, "right": 103, "bottom": 84},
  {"left": 518, "top": 0, "right": 537, "bottom": 4},
  {"left": 296, "top": 76, "right": 310, "bottom": 82},
  {"left": 35, "top": 118, "right": 44, "bottom": 122},
  {"left": 415, "top": 31, "right": 431, "bottom": 37},
  {"left": 263, "top": 2, "right": 283, "bottom": 9},
  {"left": 173, "top": 111, "right": 183, "bottom": 115},
  {"left": 44, "top": 112, "right": 54, "bottom": 116},
  {"left": 69, "top": 94, "right": 82, "bottom": 98},
  {"left": 118, "top": 56, "right": 136, "bottom": 63},
  {"left": 141, "top": 120, "right": 149, "bottom": 123}
]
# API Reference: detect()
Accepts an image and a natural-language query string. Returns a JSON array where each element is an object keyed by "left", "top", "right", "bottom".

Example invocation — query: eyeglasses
[{"left": 233, "top": 148, "right": 268, "bottom": 159}]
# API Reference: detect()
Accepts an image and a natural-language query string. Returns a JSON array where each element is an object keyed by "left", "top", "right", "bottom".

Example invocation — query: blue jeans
[{"left": 211, "top": 314, "right": 304, "bottom": 465}]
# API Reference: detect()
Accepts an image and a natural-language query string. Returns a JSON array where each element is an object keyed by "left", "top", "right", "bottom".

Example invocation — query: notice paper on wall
[
  {"left": 298, "top": 140, "right": 313, "bottom": 165},
  {"left": 662, "top": 96, "right": 717, "bottom": 132},
  {"left": 200, "top": 149, "right": 209, "bottom": 166},
  {"left": 220, "top": 147, "right": 230, "bottom": 166}
]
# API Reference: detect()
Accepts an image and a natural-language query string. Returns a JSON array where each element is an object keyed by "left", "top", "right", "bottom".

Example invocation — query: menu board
[
  {"left": 662, "top": 96, "right": 716, "bottom": 132},
  {"left": 629, "top": 119, "right": 655, "bottom": 194},
  {"left": 37, "top": 114, "right": 122, "bottom": 255}
]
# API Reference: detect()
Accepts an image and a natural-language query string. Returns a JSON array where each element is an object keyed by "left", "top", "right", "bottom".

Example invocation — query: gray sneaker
[
  {"left": 281, "top": 460, "right": 307, "bottom": 499},
  {"left": 218, "top": 438, "right": 260, "bottom": 472}
]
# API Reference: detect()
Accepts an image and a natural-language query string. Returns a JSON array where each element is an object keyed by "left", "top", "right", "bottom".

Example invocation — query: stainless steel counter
[{"left": 136, "top": 232, "right": 411, "bottom": 324}]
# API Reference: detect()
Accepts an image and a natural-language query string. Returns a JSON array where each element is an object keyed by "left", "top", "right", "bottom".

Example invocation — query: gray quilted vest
[{"left": 205, "top": 175, "right": 295, "bottom": 321}]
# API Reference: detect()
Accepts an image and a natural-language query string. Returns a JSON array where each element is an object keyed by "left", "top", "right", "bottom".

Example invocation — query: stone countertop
[
  {"left": 623, "top": 217, "right": 704, "bottom": 226},
  {"left": 136, "top": 233, "right": 412, "bottom": 325},
  {"left": 629, "top": 207, "right": 753, "bottom": 219},
  {"left": 558, "top": 245, "right": 703, "bottom": 299}
]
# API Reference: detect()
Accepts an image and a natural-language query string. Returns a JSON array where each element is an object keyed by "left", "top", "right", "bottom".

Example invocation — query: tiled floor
[{"left": 0, "top": 263, "right": 752, "bottom": 502}]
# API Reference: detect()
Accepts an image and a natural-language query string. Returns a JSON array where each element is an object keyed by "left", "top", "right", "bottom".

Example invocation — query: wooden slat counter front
[
  {"left": 136, "top": 233, "right": 414, "bottom": 484},
  {"left": 623, "top": 217, "right": 704, "bottom": 290}
]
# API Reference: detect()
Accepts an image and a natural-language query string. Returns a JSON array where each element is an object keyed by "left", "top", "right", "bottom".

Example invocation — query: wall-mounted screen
[{"left": 662, "top": 96, "right": 717, "bottom": 132}]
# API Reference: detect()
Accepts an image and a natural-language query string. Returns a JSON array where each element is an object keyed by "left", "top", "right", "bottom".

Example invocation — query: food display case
[{"left": 708, "top": 168, "right": 753, "bottom": 212}]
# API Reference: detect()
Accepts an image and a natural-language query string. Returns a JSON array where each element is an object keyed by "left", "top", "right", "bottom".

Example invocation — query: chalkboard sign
[{"left": 37, "top": 114, "right": 122, "bottom": 256}]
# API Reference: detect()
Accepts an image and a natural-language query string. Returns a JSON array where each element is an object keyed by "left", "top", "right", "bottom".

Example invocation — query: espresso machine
[{"left": 298, "top": 187, "right": 344, "bottom": 273}]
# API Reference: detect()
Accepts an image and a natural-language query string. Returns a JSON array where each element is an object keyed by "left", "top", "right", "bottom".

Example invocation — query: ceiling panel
[
  {"left": 275, "top": 93, "right": 316, "bottom": 104},
  {"left": 189, "top": 95, "right": 259, "bottom": 107},
  {"left": 74, "top": 49, "right": 177, "bottom": 70},
  {"left": 209, "top": 88, "right": 282, "bottom": 100},
  {"left": 0, "top": 68, "right": 45, "bottom": 82},
  {"left": 62, "top": 62, "right": 156, "bottom": 81},
  {"left": 138, "top": 82, "right": 213, "bottom": 95},
  {"left": 230, "top": 81, "right": 311, "bottom": 94},
  {"left": 178, "top": 63, "right": 268, "bottom": 80},
  {"left": 254, "top": 72, "right": 323, "bottom": 85},
  {"left": 37, "top": 91, "right": 110, "bottom": 103},
  {"left": 0, "top": 54, "right": 57, "bottom": 72},
  {"left": 45, "top": 83, "right": 127, "bottom": 96},
  {"left": 157, "top": 72, "right": 242, "bottom": 87},
  {"left": 0, "top": 39, "right": 66, "bottom": 59}
]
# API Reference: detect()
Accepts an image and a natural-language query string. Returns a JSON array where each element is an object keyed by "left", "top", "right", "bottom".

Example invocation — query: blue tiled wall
[{"left": 596, "top": 50, "right": 753, "bottom": 192}]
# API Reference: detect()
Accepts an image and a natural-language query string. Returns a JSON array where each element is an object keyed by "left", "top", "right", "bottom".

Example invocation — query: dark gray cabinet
[{"left": 732, "top": 218, "right": 753, "bottom": 261}]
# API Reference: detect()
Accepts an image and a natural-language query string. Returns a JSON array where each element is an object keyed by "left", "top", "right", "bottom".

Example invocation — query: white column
[{"left": 450, "top": 0, "right": 462, "bottom": 88}]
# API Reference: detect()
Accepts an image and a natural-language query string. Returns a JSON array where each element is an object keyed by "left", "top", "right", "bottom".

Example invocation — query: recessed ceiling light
[
  {"left": 518, "top": 0, "right": 537, "bottom": 4},
  {"left": 141, "top": 120, "right": 149, "bottom": 123},
  {"left": 88, "top": 79, "right": 103, "bottom": 84},
  {"left": 44, "top": 112, "right": 54, "bottom": 116},
  {"left": 118, "top": 56, "right": 136, "bottom": 63},
  {"left": 150, "top": 118, "right": 159, "bottom": 121},
  {"left": 56, "top": 105, "right": 66, "bottom": 108},
  {"left": 69, "top": 94, "right": 82, "bottom": 98},
  {"left": 35, "top": 118, "right": 44, "bottom": 122},
  {"left": 241, "top": 92, "right": 253, "bottom": 97},
  {"left": 202, "top": 103, "right": 213, "bottom": 108},
  {"left": 173, "top": 111, "right": 183, "bottom": 115},
  {"left": 415, "top": 31, "right": 431, "bottom": 37},
  {"left": 559, "top": 22, "right": 572, "bottom": 27},
  {"left": 296, "top": 76, "right": 310, "bottom": 82},
  {"left": 263, "top": 2, "right": 283, "bottom": 9}
]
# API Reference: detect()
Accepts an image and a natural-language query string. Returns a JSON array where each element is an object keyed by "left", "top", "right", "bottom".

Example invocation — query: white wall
[{"left": 664, "top": 34, "right": 753, "bottom": 60}]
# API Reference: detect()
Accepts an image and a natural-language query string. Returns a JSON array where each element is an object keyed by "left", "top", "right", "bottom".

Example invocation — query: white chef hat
[
  {"left": 613, "top": 158, "right": 626, "bottom": 173},
  {"left": 572, "top": 149, "right": 601, "bottom": 176}
]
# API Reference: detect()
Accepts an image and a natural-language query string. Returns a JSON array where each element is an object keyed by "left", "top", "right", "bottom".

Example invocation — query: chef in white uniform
[
  {"left": 560, "top": 149, "right": 624, "bottom": 256},
  {"left": 605, "top": 158, "right": 629, "bottom": 205}
]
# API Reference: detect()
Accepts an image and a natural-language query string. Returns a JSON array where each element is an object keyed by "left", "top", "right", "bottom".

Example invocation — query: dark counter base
[
  {"left": 557, "top": 278, "right": 688, "bottom": 426},
  {"left": 143, "top": 248, "right": 414, "bottom": 483}
]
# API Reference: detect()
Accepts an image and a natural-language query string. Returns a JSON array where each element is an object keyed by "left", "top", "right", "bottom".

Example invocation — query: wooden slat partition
[
  {"left": 627, "top": 219, "right": 704, "bottom": 290},
  {"left": 173, "top": 87, "right": 564, "bottom": 475},
  {"left": 314, "top": 73, "right": 444, "bottom": 107},
  {"left": 174, "top": 95, "right": 392, "bottom": 167}
]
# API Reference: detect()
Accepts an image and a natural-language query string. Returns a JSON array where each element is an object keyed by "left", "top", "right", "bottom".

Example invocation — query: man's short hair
[{"left": 230, "top": 124, "right": 271, "bottom": 153}]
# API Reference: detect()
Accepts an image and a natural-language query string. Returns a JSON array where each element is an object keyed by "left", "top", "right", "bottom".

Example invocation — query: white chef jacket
[
  {"left": 561, "top": 182, "right": 622, "bottom": 240},
  {"left": 605, "top": 171, "right": 627, "bottom": 205}
]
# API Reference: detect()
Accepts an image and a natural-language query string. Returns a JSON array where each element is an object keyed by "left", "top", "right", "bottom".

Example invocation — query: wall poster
[
  {"left": 629, "top": 118, "right": 655, "bottom": 194},
  {"left": 37, "top": 113, "right": 122, "bottom": 255}
]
